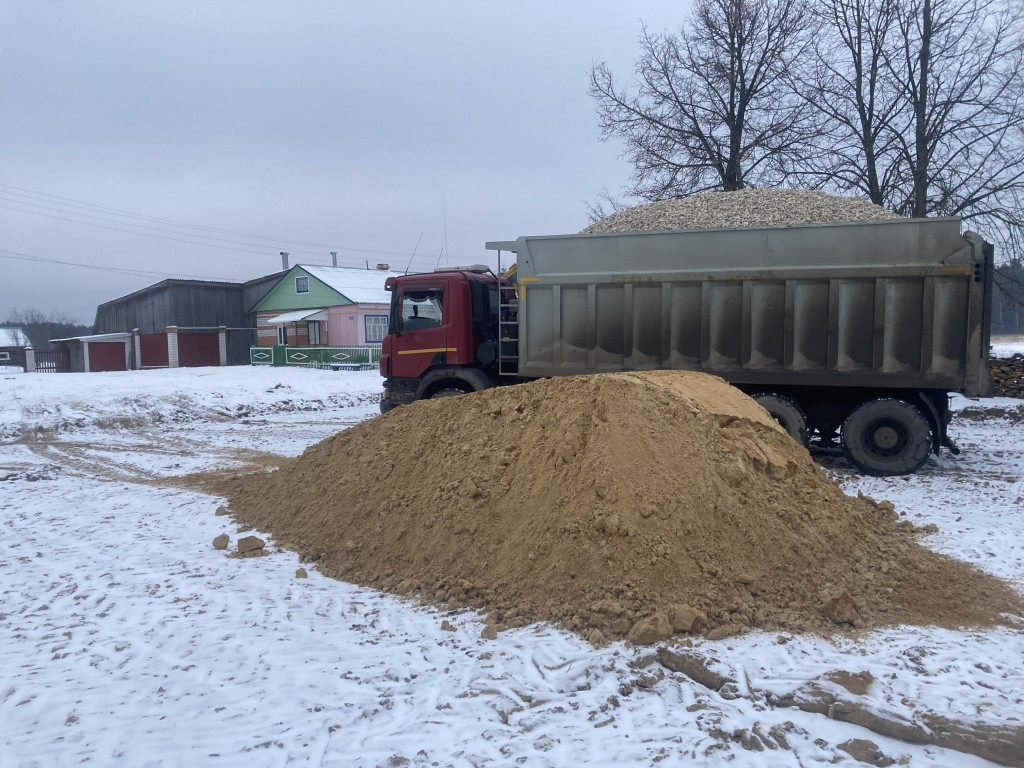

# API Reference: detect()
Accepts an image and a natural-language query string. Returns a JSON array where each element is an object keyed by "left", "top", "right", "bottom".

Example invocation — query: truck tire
[
  {"left": 841, "top": 398, "right": 932, "bottom": 476},
  {"left": 430, "top": 385, "right": 470, "bottom": 399},
  {"left": 752, "top": 393, "right": 808, "bottom": 446}
]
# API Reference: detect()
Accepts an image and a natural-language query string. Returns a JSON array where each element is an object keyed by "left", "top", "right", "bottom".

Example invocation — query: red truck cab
[{"left": 379, "top": 267, "right": 504, "bottom": 412}]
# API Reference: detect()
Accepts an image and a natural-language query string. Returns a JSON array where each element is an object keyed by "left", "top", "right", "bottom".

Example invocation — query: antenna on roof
[
  {"left": 441, "top": 191, "right": 448, "bottom": 266},
  {"left": 405, "top": 231, "right": 423, "bottom": 275}
]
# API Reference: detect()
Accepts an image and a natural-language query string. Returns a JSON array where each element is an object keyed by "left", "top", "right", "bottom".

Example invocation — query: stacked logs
[{"left": 990, "top": 355, "right": 1024, "bottom": 398}]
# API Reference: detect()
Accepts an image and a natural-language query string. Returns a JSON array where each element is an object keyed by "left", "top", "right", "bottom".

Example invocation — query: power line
[
  {"left": 0, "top": 201, "right": 411, "bottom": 270},
  {"left": 0, "top": 181, "right": 455, "bottom": 262},
  {"left": 0, "top": 247, "right": 237, "bottom": 281}
]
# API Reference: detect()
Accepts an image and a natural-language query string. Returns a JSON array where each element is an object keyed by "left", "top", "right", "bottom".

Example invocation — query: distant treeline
[
  {"left": 992, "top": 264, "right": 1024, "bottom": 334},
  {"left": 2, "top": 308, "right": 92, "bottom": 350}
]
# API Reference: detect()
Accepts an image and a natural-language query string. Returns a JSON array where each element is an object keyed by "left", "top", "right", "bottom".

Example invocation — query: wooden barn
[{"left": 93, "top": 273, "right": 283, "bottom": 367}]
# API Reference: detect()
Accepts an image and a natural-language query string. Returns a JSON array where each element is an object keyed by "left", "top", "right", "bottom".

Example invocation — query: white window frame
[
  {"left": 307, "top": 321, "right": 321, "bottom": 345},
  {"left": 295, "top": 276, "right": 309, "bottom": 294},
  {"left": 364, "top": 314, "right": 388, "bottom": 343},
  {"left": 0, "top": 351, "right": 9, "bottom": 361},
  {"left": 276, "top": 326, "right": 288, "bottom": 345}
]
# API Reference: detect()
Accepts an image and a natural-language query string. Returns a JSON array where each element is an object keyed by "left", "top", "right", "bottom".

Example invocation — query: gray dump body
[{"left": 487, "top": 217, "right": 993, "bottom": 396}]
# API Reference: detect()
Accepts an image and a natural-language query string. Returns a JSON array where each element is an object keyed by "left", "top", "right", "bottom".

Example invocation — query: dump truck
[{"left": 379, "top": 217, "right": 993, "bottom": 476}]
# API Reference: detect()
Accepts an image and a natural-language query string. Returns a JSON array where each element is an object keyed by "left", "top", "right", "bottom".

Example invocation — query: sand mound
[
  {"left": 581, "top": 189, "right": 901, "bottom": 234},
  {"left": 220, "top": 372, "right": 1022, "bottom": 644}
]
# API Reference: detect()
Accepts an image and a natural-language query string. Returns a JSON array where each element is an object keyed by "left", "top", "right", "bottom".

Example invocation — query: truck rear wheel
[
  {"left": 841, "top": 398, "right": 932, "bottom": 476},
  {"left": 752, "top": 393, "right": 808, "bottom": 446}
]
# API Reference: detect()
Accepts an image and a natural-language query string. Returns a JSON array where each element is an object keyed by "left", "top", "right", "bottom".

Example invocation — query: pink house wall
[{"left": 326, "top": 304, "right": 389, "bottom": 346}]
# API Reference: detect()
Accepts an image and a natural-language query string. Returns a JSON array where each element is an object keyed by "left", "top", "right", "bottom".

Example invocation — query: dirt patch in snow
[{"left": 214, "top": 371, "right": 1023, "bottom": 643}]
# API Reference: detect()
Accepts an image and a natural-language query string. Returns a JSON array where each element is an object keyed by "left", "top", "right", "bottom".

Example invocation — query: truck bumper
[{"left": 380, "top": 382, "right": 417, "bottom": 413}]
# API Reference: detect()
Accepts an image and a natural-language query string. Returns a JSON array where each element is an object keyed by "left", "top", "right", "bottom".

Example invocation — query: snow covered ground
[
  {"left": 2, "top": 361, "right": 1023, "bottom": 767},
  {"left": 992, "top": 336, "right": 1024, "bottom": 358}
]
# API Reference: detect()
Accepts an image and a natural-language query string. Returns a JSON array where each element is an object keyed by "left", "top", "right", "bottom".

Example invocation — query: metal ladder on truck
[{"left": 495, "top": 252, "right": 519, "bottom": 377}]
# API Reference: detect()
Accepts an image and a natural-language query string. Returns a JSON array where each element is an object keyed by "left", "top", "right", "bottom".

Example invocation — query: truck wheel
[
  {"left": 430, "top": 385, "right": 469, "bottom": 399},
  {"left": 841, "top": 399, "right": 932, "bottom": 476},
  {"left": 752, "top": 393, "right": 808, "bottom": 446}
]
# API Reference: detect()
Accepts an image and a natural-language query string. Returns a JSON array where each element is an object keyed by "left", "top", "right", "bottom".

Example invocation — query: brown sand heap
[
  {"left": 581, "top": 188, "right": 902, "bottom": 234},
  {"left": 222, "top": 371, "right": 1022, "bottom": 644}
]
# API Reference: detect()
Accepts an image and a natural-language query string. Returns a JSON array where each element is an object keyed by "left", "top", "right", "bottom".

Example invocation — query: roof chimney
[
  {"left": 331, "top": 251, "right": 338, "bottom": 267},
  {"left": 280, "top": 251, "right": 289, "bottom": 270}
]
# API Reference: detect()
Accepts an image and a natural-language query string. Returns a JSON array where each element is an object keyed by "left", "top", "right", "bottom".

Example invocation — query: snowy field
[
  {"left": 992, "top": 336, "right": 1024, "bottom": 358},
  {"left": 2, "top": 360, "right": 1023, "bottom": 767}
]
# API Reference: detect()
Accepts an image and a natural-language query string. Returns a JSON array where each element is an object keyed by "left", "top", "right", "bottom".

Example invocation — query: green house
[{"left": 251, "top": 265, "right": 400, "bottom": 348}]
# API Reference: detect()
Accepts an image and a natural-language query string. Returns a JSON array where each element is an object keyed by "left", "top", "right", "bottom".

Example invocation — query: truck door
[{"left": 390, "top": 282, "right": 449, "bottom": 379}]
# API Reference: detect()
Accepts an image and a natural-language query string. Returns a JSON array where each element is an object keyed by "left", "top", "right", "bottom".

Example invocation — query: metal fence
[{"left": 249, "top": 345, "right": 381, "bottom": 370}]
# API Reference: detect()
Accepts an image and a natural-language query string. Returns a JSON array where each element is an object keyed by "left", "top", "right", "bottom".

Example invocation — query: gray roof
[
  {"left": 0, "top": 327, "right": 30, "bottom": 347},
  {"left": 302, "top": 266, "right": 400, "bottom": 305}
]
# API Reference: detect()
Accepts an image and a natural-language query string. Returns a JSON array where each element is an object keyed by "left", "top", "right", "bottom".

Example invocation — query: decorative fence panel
[
  {"left": 250, "top": 346, "right": 381, "bottom": 369},
  {"left": 250, "top": 347, "right": 273, "bottom": 365}
]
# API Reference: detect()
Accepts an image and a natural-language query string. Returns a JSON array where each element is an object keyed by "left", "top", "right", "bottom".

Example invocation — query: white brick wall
[{"left": 167, "top": 326, "right": 179, "bottom": 368}]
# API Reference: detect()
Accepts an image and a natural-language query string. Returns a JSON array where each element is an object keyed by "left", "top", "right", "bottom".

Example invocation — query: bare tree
[
  {"left": 809, "top": 0, "right": 1024, "bottom": 255},
  {"left": 589, "top": 0, "right": 819, "bottom": 204},
  {"left": 890, "top": 0, "right": 1024, "bottom": 222},
  {"left": 804, "top": 0, "right": 906, "bottom": 205}
]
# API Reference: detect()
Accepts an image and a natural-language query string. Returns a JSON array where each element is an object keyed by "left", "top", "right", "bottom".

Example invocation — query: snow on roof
[
  {"left": 266, "top": 309, "right": 327, "bottom": 324},
  {"left": 50, "top": 332, "right": 132, "bottom": 343},
  {"left": 302, "top": 266, "right": 399, "bottom": 305},
  {"left": 0, "top": 327, "right": 30, "bottom": 347}
]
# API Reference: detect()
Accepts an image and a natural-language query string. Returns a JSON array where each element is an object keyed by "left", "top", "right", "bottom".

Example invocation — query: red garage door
[
  {"left": 178, "top": 332, "right": 219, "bottom": 367},
  {"left": 140, "top": 332, "right": 169, "bottom": 368},
  {"left": 89, "top": 342, "right": 127, "bottom": 372}
]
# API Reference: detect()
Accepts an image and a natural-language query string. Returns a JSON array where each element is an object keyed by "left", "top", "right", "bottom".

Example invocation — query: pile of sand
[
  {"left": 219, "top": 371, "right": 1022, "bottom": 644},
  {"left": 581, "top": 189, "right": 902, "bottom": 234}
]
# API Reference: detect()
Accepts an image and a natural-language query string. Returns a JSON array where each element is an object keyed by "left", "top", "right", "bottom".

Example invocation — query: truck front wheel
[
  {"left": 429, "top": 385, "right": 470, "bottom": 399},
  {"left": 841, "top": 398, "right": 932, "bottom": 476}
]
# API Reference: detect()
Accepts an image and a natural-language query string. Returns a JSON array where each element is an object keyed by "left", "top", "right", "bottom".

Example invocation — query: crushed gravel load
[
  {"left": 581, "top": 189, "right": 902, "bottom": 234},
  {"left": 220, "top": 371, "right": 1022, "bottom": 644}
]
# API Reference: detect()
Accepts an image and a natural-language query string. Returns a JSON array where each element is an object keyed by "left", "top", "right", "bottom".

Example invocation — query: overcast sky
[{"left": 0, "top": 1, "right": 691, "bottom": 325}]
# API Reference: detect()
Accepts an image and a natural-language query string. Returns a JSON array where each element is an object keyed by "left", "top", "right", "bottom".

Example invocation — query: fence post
[
  {"left": 218, "top": 326, "right": 227, "bottom": 366},
  {"left": 167, "top": 326, "right": 179, "bottom": 368},
  {"left": 24, "top": 347, "right": 35, "bottom": 373}
]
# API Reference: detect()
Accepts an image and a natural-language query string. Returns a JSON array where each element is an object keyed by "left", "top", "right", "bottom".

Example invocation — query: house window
[
  {"left": 295, "top": 276, "right": 309, "bottom": 293},
  {"left": 365, "top": 314, "right": 388, "bottom": 343},
  {"left": 0, "top": 352, "right": 9, "bottom": 361},
  {"left": 307, "top": 321, "right": 321, "bottom": 345},
  {"left": 277, "top": 326, "right": 288, "bottom": 345}
]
